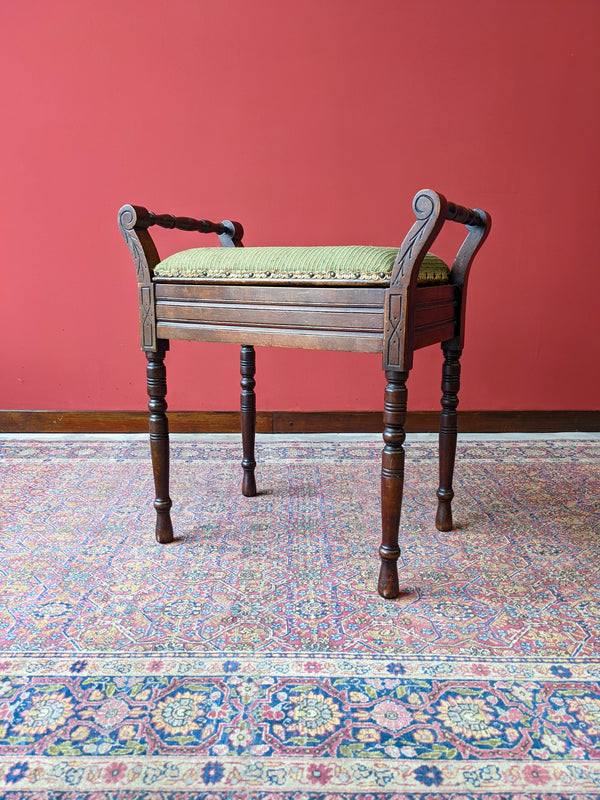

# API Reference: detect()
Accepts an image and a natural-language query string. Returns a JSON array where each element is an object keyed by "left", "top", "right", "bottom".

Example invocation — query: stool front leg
[
  {"left": 146, "top": 341, "right": 173, "bottom": 543},
  {"left": 240, "top": 345, "right": 257, "bottom": 497},
  {"left": 378, "top": 370, "right": 408, "bottom": 599},
  {"left": 436, "top": 343, "right": 462, "bottom": 531}
]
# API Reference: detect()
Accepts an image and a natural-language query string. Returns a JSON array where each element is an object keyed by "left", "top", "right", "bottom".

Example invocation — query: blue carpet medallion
[{"left": 0, "top": 436, "right": 599, "bottom": 798}]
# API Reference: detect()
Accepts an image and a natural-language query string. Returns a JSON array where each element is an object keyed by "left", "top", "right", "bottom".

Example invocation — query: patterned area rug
[{"left": 1, "top": 435, "right": 599, "bottom": 799}]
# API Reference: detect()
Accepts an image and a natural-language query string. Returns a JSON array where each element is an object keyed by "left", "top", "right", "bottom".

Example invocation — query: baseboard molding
[{"left": 0, "top": 410, "right": 598, "bottom": 434}]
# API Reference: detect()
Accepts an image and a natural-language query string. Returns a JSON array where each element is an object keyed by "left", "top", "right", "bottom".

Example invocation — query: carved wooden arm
[
  {"left": 118, "top": 204, "right": 244, "bottom": 282},
  {"left": 118, "top": 203, "right": 245, "bottom": 352},
  {"left": 383, "top": 189, "right": 491, "bottom": 370}
]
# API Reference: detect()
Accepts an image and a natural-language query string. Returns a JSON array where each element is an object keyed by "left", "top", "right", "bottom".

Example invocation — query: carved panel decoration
[
  {"left": 384, "top": 292, "right": 403, "bottom": 368},
  {"left": 139, "top": 285, "right": 156, "bottom": 351}
]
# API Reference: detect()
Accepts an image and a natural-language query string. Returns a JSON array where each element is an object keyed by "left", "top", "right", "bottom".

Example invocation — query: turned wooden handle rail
[
  {"left": 445, "top": 202, "right": 486, "bottom": 227},
  {"left": 129, "top": 205, "right": 244, "bottom": 241}
]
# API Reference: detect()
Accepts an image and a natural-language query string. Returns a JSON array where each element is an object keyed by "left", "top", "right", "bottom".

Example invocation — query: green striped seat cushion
[{"left": 154, "top": 246, "right": 449, "bottom": 285}]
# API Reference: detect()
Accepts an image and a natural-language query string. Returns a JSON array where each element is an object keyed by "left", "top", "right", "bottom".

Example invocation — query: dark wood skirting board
[{"left": 0, "top": 410, "right": 598, "bottom": 434}]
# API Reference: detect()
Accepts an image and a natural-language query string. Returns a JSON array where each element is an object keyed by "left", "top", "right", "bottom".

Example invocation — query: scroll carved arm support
[
  {"left": 118, "top": 204, "right": 245, "bottom": 351},
  {"left": 383, "top": 190, "right": 447, "bottom": 371},
  {"left": 382, "top": 190, "right": 491, "bottom": 371},
  {"left": 118, "top": 205, "right": 244, "bottom": 278}
]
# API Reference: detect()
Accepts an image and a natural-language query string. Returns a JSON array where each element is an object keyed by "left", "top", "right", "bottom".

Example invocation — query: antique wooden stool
[{"left": 118, "top": 190, "right": 490, "bottom": 598}]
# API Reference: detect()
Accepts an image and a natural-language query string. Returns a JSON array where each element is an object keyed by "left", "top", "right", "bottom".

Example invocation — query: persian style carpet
[{"left": 0, "top": 435, "right": 599, "bottom": 800}]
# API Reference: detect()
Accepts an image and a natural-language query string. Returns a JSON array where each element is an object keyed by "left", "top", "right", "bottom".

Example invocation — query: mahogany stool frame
[{"left": 118, "top": 189, "right": 491, "bottom": 598}]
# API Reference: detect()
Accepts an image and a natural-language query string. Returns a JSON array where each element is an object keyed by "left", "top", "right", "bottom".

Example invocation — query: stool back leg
[
  {"left": 435, "top": 343, "right": 462, "bottom": 531},
  {"left": 240, "top": 345, "right": 257, "bottom": 497},
  {"left": 378, "top": 370, "right": 408, "bottom": 599},
  {"left": 146, "top": 340, "right": 174, "bottom": 543}
]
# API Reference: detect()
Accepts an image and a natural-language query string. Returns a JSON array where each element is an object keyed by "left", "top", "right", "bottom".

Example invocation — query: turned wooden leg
[
  {"left": 378, "top": 370, "right": 408, "bottom": 599},
  {"left": 435, "top": 343, "right": 462, "bottom": 532},
  {"left": 146, "top": 340, "right": 173, "bottom": 543},
  {"left": 240, "top": 345, "right": 257, "bottom": 497}
]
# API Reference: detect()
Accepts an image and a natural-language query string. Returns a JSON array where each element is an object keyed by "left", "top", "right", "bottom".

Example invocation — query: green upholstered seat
[{"left": 154, "top": 246, "right": 449, "bottom": 285}]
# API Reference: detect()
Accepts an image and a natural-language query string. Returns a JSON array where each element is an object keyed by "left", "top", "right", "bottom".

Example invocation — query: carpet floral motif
[{"left": 0, "top": 436, "right": 599, "bottom": 797}]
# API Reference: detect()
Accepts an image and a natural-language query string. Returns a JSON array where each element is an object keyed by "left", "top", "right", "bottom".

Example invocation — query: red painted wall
[{"left": 1, "top": 0, "right": 598, "bottom": 412}]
